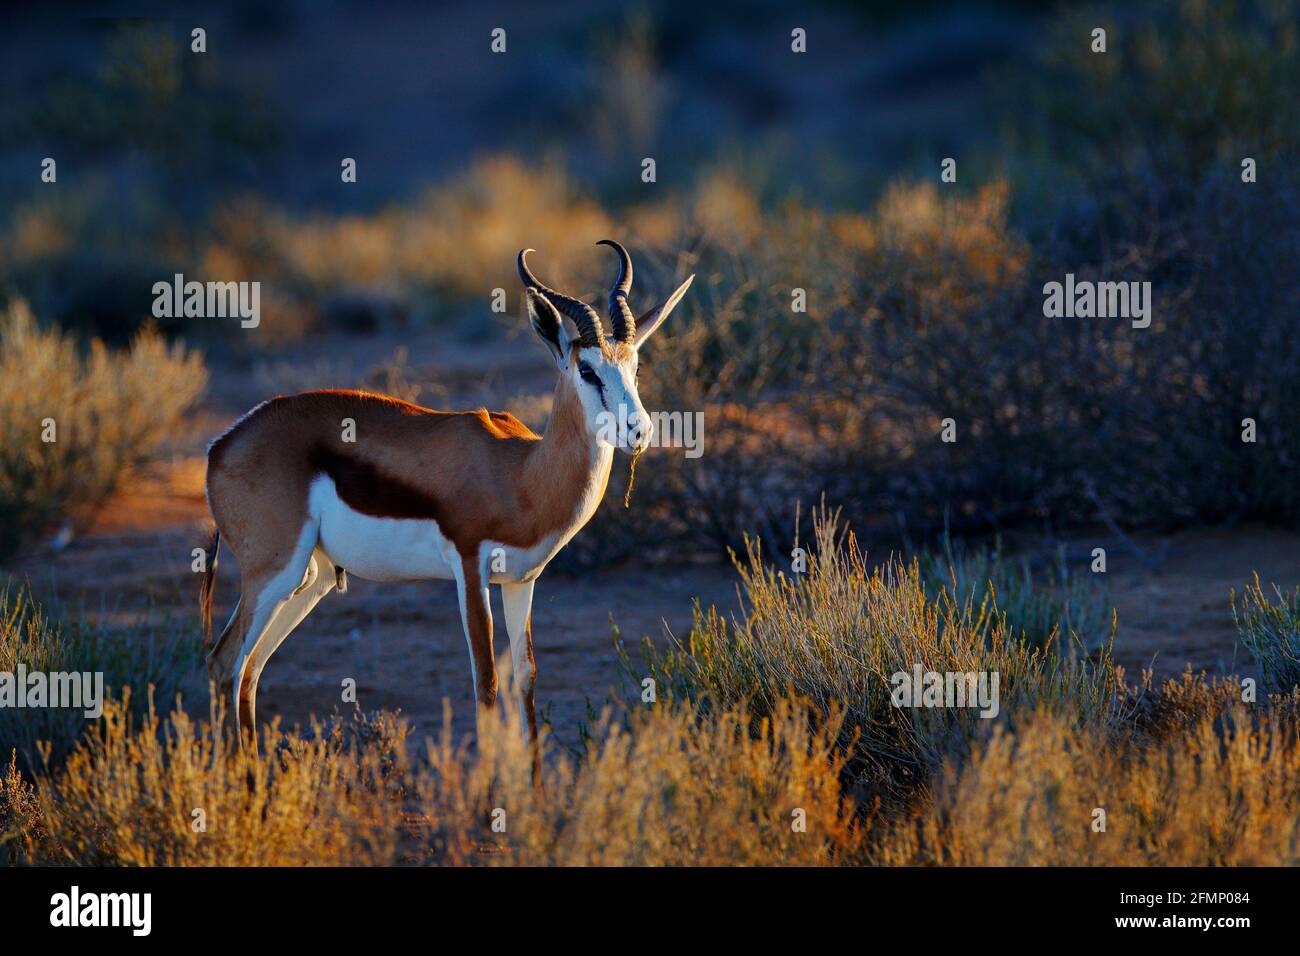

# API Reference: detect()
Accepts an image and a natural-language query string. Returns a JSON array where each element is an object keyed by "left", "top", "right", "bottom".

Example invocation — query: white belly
[
  {"left": 307, "top": 444, "right": 612, "bottom": 585},
  {"left": 308, "top": 475, "right": 457, "bottom": 582}
]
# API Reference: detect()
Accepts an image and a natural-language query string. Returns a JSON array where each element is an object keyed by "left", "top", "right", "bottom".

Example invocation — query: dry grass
[
  {"left": 0, "top": 587, "right": 202, "bottom": 774},
  {"left": 8, "top": 672, "right": 1296, "bottom": 868},
  {"left": 5, "top": 508, "right": 1300, "bottom": 867},
  {"left": 875, "top": 703, "right": 1300, "bottom": 866},
  {"left": 0, "top": 299, "right": 206, "bottom": 558},
  {"left": 3, "top": 694, "right": 407, "bottom": 866},
  {"left": 420, "top": 695, "right": 860, "bottom": 866},
  {"left": 630, "top": 507, "right": 1125, "bottom": 789},
  {"left": 3, "top": 691, "right": 860, "bottom": 867}
]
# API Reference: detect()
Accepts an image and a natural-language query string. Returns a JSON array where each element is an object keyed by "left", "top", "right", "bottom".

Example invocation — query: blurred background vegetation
[{"left": 1, "top": 0, "right": 1296, "bottom": 563}]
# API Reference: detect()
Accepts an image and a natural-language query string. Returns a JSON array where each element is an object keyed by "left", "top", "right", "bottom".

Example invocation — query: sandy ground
[{"left": 1101, "top": 526, "right": 1296, "bottom": 681}]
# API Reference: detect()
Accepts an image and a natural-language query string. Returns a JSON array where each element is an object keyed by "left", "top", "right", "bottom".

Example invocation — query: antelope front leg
[
  {"left": 453, "top": 553, "right": 497, "bottom": 738},
  {"left": 500, "top": 580, "right": 538, "bottom": 745}
]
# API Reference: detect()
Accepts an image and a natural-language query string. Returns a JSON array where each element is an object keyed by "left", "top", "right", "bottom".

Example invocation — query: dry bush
[
  {"left": 420, "top": 695, "right": 861, "bottom": 866},
  {"left": 183, "top": 66, "right": 1297, "bottom": 549},
  {"left": 629, "top": 507, "right": 1125, "bottom": 793},
  {"left": 203, "top": 157, "right": 615, "bottom": 320},
  {"left": 611, "top": 149, "right": 1299, "bottom": 554},
  {"left": 3, "top": 695, "right": 408, "bottom": 866},
  {"left": 595, "top": 1, "right": 1300, "bottom": 553},
  {"left": 875, "top": 703, "right": 1300, "bottom": 866},
  {"left": 0, "top": 300, "right": 206, "bottom": 558},
  {"left": 987, "top": 0, "right": 1300, "bottom": 529},
  {"left": 3, "top": 1, "right": 1293, "bottom": 555}
]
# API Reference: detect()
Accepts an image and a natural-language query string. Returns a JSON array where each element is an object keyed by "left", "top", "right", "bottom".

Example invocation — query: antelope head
[{"left": 518, "top": 241, "right": 693, "bottom": 454}]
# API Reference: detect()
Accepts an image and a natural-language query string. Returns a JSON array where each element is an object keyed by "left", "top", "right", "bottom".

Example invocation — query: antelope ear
[
  {"left": 633, "top": 274, "right": 694, "bottom": 348},
  {"left": 525, "top": 288, "right": 571, "bottom": 369}
]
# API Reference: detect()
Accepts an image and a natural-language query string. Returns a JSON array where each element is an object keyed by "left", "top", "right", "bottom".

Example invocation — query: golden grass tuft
[
  {"left": 876, "top": 704, "right": 1300, "bottom": 866},
  {"left": 420, "top": 695, "right": 861, "bottom": 866},
  {"left": 4, "top": 693, "right": 407, "bottom": 866}
]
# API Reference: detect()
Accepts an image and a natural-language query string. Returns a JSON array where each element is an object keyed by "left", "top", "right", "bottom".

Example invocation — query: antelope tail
[{"left": 199, "top": 525, "right": 221, "bottom": 648}]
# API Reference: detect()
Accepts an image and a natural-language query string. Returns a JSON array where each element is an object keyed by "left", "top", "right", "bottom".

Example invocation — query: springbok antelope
[{"left": 200, "top": 241, "right": 693, "bottom": 747}]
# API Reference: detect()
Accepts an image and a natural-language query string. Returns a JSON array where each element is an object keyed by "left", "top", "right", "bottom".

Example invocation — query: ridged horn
[
  {"left": 596, "top": 239, "right": 636, "bottom": 343},
  {"left": 517, "top": 248, "right": 604, "bottom": 349}
]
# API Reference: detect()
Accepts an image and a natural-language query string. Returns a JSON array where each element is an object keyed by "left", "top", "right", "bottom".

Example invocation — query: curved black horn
[
  {"left": 596, "top": 239, "right": 636, "bottom": 343},
  {"left": 517, "top": 248, "right": 604, "bottom": 348}
]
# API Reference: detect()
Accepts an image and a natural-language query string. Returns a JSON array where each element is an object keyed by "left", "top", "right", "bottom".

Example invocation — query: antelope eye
[{"left": 578, "top": 363, "right": 602, "bottom": 386}]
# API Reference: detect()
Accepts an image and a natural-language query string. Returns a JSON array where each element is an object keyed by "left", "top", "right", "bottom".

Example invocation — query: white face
[
  {"left": 522, "top": 268, "right": 694, "bottom": 454},
  {"left": 572, "top": 345, "right": 651, "bottom": 454}
]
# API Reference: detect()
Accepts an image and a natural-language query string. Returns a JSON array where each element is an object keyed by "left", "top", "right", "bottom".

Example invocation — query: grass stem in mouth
[{"left": 624, "top": 447, "right": 643, "bottom": 508}]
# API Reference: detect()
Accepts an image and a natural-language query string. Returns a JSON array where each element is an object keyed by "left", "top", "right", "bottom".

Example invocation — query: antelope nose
[{"left": 629, "top": 413, "right": 652, "bottom": 449}]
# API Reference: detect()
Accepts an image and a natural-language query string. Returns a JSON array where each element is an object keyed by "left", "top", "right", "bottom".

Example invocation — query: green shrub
[
  {"left": 1233, "top": 575, "right": 1300, "bottom": 695},
  {"left": 917, "top": 536, "right": 1109, "bottom": 652}
]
